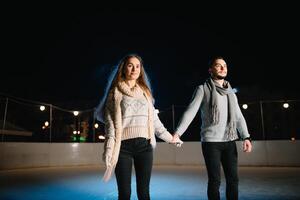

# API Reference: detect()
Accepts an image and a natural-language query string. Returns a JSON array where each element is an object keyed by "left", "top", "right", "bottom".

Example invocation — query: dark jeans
[
  {"left": 202, "top": 141, "right": 239, "bottom": 200},
  {"left": 115, "top": 137, "right": 153, "bottom": 200}
]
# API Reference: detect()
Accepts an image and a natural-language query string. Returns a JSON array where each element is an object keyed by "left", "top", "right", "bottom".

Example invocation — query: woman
[{"left": 96, "top": 54, "right": 183, "bottom": 200}]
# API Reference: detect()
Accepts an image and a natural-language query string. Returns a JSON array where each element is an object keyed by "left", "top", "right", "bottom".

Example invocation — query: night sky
[{"left": 2, "top": 4, "right": 299, "bottom": 111}]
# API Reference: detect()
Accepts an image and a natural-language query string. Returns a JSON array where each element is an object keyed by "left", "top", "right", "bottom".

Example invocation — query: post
[
  {"left": 93, "top": 108, "right": 96, "bottom": 143},
  {"left": 172, "top": 104, "right": 175, "bottom": 131},
  {"left": 49, "top": 104, "right": 53, "bottom": 143},
  {"left": 1, "top": 98, "right": 8, "bottom": 142},
  {"left": 259, "top": 101, "right": 265, "bottom": 140}
]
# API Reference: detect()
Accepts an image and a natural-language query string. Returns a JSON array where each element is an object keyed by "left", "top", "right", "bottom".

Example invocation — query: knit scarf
[
  {"left": 102, "top": 81, "right": 156, "bottom": 182},
  {"left": 203, "top": 78, "right": 238, "bottom": 140}
]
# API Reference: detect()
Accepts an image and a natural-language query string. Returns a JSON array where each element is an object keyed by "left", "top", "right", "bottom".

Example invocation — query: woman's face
[{"left": 124, "top": 57, "right": 141, "bottom": 81}]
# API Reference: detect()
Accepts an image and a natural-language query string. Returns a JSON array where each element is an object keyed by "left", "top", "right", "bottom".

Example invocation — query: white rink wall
[{"left": 0, "top": 141, "right": 300, "bottom": 170}]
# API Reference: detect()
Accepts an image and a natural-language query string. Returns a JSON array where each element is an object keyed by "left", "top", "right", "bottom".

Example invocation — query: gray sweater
[{"left": 175, "top": 85, "right": 250, "bottom": 142}]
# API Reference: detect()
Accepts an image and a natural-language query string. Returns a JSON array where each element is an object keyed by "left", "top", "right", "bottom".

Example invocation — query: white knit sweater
[
  {"left": 120, "top": 94, "right": 172, "bottom": 141},
  {"left": 102, "top": 81, "right": 173, "bottom": 181},
  {"left": 105, "top": 81, "right": 173, "bottom": 143}
]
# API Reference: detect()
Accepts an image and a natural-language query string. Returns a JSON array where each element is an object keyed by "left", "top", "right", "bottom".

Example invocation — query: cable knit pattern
[
  {"left": 121, "top": 95, "right": 149, "bottom": 140},
  {"left": 102, "top": 81, "right": 172, "bottom": 182}
]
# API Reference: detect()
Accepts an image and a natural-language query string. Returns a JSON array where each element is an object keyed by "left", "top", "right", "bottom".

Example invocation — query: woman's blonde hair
[
  {"left": 110, "top": 54, "right": 153, "bottom": 98},
  {"left": 95, "top": 54, "right": 153, "bottom": 122}
]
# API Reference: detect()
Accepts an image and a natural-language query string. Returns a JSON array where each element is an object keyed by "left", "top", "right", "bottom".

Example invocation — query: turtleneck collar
[{"left": 117, "top": 81, "right": 144, "bottom": 97}]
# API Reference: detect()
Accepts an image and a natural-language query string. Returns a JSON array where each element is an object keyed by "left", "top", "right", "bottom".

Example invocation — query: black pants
[
  {"left": 115, "top": 137, "right": 153, "bottom": 200},
  {"left": 202, "top": 141, "right": 239, "bottom": 200}
]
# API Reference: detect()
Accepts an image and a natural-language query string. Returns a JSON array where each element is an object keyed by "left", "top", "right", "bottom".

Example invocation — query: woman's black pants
[{"left": 115, "top": 137, "right": 153, "bottom": 200}]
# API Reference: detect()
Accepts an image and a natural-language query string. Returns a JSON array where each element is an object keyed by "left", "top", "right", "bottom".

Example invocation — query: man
[{"left": 173, "top": 56, "right": 252, "bottom": 200}]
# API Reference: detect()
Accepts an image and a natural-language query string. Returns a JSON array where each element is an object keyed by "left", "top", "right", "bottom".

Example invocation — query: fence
[{"left": 0, "top": 93, "right": 299, "bottom": 142}]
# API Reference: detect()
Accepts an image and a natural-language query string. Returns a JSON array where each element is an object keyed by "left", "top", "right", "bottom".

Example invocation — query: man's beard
[{"left": 214, "top": 74, "right": 226, "bottom": 80}]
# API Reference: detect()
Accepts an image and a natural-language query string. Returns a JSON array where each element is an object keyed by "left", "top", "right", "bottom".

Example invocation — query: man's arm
[
  {"left": 234, "top": 95, "right": 250, "bottom": 139},
  {"left": 174, "top": 86, "right": 204, "bottom": 137},
  {"left": 234, "top": 95, "right": 252, "bottom": 153}
]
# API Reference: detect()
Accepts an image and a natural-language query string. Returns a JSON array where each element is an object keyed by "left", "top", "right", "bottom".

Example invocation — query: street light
[
  {"left": 242, "top": 104, "right": 248, "bottom": 110},
  {"left": 98, "top": 135, "right": 105, "bottom": 140},
  {"left": 40, "top": 105, "right": 45, "bottom": 111},
  {"left": 73, "top": 111, "right": 79, "bottom": 116}
]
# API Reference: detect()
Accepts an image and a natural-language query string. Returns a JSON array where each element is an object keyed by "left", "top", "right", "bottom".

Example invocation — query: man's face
[{"left": 209, "top": 59, "right": 227, "bottom": 80}]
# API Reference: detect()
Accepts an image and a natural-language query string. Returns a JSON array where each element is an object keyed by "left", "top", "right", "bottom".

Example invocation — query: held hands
[{"left": 171, "top": 133, "right": 183, "bottom": 147}]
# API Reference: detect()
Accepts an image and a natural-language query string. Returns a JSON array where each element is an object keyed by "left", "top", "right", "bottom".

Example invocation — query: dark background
[
  {"left": 1, "top": 3, "right": 299, "bottom": 141},
  {"left": 1, "top": 4, "right": 299, "bottom": 109}
]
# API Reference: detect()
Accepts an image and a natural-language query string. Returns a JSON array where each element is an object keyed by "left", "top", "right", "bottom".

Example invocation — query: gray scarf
[{"left": 203, "top": 78, "right": 238, "bottom": 140}]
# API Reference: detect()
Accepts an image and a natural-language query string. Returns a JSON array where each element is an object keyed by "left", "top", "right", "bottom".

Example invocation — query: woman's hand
[{"left": 172, "top": 133, "right": 183, "bottom": 147}]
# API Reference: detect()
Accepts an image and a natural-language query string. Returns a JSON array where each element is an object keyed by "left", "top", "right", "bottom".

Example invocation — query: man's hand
[
  {"left": 243, "top": 139, "right": 252, "bottom": 153},
  {"left": 172, "top": 133, "right": 183, "bottom": 147}
]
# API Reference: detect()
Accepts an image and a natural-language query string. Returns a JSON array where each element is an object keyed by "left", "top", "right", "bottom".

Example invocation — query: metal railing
[{"left": 1, "top": 93, "right": 299, "bottom": 142}]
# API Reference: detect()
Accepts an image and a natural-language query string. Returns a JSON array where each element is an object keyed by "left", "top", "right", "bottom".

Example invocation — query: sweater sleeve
[
  {"left": 103, "top": 92, "right": 116, "bottom": 159},
  {"left": 104, "top": 92, "right": 116, "bottom": 139},
  {"left": 153, "top": 107, "right": 173, "bottom": 143},
  {"left": 175, "top": 86, "right": 204, "bottom": 136},
  {"left": 234, "top": 94, "right": 250, "bottom": 139}
]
